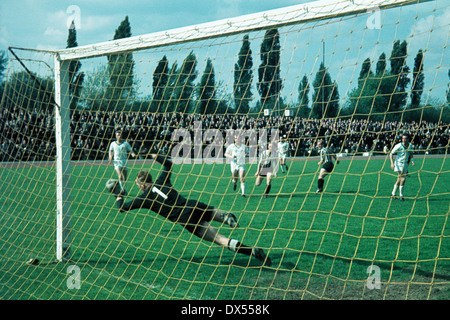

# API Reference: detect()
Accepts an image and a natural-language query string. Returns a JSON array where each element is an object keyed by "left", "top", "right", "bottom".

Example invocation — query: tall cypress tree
[
  {"left": 389, "top": 40, "right": 410, "bottom": 112},
  {"left": 66, "top": 21, "right": 84, "bottom": 109},
  {"left": 198, "top": 58, "right": 216, "bottom": 114},
  {"left": 163, "top": 62, "right": 179, "bottom": 113},
  {"left": 106, "top": 16, "right": 135, "bottom": 111},
  {"left": 358, "top": 58, "right": 373, "bottom": 85},
  {"left": 257, "top": 28, "right": 282, "bottom": 111},
  {"left": 447, "top": 69, "right": 450, "bottom": 106},
  {"left": 152, "top": 55, "right": 169, "bottom": 112},
  {"left": 312, "top": 62, "right": 338, "bottom": 119},
  {"left": 0, "top": 51, "right": 6, "bottom": 101},
  {"left": 174, "top": 51, "right": 197, "bottom": 113},
  {"left": 411, "top": 49, "right": 424, "bottom": 108},
  {"left": 375, "top": 52, "right": 387, "bottom": 76},
  {"left": 234, "top": 35, "right": 253, "bottom": 114},
  {"left": 0, "top": 51, "right": 6, "bottom": 82},
  {"left": 297, "top": 75, "right": 310, "bottom": 118}
]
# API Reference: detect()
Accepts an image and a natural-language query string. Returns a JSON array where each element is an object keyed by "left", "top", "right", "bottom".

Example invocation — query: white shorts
[
  {"left": 114, "top": 160, "right": 128, "bottom": 171},
  {"left": 231, "top": 163, "right": 245, "bottom": 173},
  {"left": 394, "top": 163, "right": 408, "bottom": 174}
]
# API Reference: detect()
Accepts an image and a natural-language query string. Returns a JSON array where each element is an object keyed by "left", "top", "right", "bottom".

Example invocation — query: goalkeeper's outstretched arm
[
  {"left": 110, "top": 153, "right": 174, "bottom": 212},
  {"left": 149, "top": 153, "right": 173, "bottom": 183},
  {"left": 116, "top": 194, "right": 145, "bottom": 212},
  {"left": 150, "top": 153, "right": 173, "bottom": 171}
]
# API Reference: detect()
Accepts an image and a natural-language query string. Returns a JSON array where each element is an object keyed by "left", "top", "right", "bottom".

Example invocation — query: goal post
[{"left": 53, "top": 57, "right": 72, "bottom": 262}]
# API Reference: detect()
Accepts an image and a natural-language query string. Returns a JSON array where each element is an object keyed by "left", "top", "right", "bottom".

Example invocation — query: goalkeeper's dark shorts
[{"left": 176, "top": 199, "right": 215, "bottom": 234}]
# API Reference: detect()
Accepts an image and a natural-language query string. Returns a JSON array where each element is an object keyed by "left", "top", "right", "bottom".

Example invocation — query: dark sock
[
  {"left": 264, "top": 184, "right": 271, "bottom": 194},
  {"left": 228, "top": 239, "right": 253, "bottom": 256},
  {"left": 318, "top": 178, "right": 324, "bottom": 189}
]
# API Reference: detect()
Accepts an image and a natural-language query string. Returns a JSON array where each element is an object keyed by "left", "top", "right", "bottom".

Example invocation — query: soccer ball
[
  {"left": 26, "top": 258, "right": 39, "bottom": 265},
  {"left": 105, "top": 179, "right": 120, "bottom": 195}
]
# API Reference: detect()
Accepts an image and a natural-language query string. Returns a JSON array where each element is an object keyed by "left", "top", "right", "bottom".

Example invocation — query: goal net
[{"left": 1, "top": 0, "right": 449, "bottom": 300}]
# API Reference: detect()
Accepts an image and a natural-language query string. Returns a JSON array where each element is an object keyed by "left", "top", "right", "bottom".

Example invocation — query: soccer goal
[{"left": 1, "top": 0, "right": 449, "bottom": 300}]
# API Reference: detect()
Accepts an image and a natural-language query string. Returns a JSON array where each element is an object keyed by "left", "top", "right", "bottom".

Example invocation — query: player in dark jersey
[
  {"left": 108, "top": 154, "right": 272, "bottom": 266},
  {"left": 255, "top": 143, "right": 278, "bottom": 198},
  {"left": 316, "top": 140, "right": 339, "bottom": 193}
]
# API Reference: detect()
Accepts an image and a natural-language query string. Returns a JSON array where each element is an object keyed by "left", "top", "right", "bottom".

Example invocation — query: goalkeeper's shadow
[{"left": 275, "top": 251, "right": 450, "bottom": 282}]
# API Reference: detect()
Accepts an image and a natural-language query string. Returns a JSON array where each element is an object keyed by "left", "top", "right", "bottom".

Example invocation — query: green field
[{"left": 0, "top": 155, "right": 449, "bottom": 300}]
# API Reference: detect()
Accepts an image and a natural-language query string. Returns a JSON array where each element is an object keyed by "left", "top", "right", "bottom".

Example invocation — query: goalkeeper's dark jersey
[{"left": 116, "top": 155, "right": 190, "bottom": 223}]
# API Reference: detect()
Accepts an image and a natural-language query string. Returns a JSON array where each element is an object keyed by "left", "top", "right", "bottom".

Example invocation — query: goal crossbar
[{"left": 56, "top": 0, "right": 433, "bottom": 61}]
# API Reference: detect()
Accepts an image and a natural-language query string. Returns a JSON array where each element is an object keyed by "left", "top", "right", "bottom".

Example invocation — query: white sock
[
  {"left": 392, "top": 185, "right": 398, "bottom": 196},
  {"left": 228, "top": 239, "right": 239, "bottom": 252},
  {"left": 119, "top": 180, "right": 125, "bottom": 191},
  {"left": 399, "top": 186, "right": 404, "bottom": 197},
  {"left": 241, "top": 183, "right": 245, "bottom": 195}
]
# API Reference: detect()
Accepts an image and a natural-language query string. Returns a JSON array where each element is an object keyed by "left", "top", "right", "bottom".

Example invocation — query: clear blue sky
[{"left": 1, "top": 0, "right": 448, "bottom": 104}]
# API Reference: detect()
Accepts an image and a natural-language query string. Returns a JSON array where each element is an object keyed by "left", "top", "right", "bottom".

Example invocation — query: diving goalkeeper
[{"left": 106, "top": 154, "right": 272, "bottom": 267}]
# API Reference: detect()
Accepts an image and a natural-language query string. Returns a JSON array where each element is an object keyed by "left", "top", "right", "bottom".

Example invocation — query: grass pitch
[{"left": 0, "top": 155, "right": 449, "bottom": 300}]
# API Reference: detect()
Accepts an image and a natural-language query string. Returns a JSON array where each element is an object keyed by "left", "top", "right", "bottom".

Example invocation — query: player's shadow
[
  {"left": 336, "top": 190, "right": 358, "bottom": 194},
  {"left": 275, "top": 251, "right": 450, "bottom": 282},
  {"left": 420, "top": 196, "right": 450, "bottom": 202},
  {"left": 48, "top": 255, "right": 159, "bottom": 268},
  {"left": 246, "top": 193, "right": 308, "bottom": 200},
  {"left": 61, "top": 250, "right": 269, "bottom": 269},
  {"left": 188, "top": 254, "right": 272, "bottom": 268},
  {"left": 38, "top": 250, "right": 449, "bottom": 284}
]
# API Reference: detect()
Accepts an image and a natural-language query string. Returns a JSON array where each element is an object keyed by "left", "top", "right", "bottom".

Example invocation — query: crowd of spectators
[{"left": 0, "top": 107, "right": 448, "bottom": 162}]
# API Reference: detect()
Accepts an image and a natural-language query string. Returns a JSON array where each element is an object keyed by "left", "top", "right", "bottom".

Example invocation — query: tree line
[{"left": 1, "top": 16, "right": 449, "bottom": 123}]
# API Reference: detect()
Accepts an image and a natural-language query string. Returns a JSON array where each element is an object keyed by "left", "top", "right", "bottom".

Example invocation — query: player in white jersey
[
  {"left": 255, "top": 143, "right": 278, "bottom": 198},
  {"left": 389, "top": 134, "right": 415, "bottom": 201},
  {"left": 316, "top": 139, "right": 339, "bottom": 193},
  {"left": 277, "top": 136, "right": 289, "bottom": 173},
  {"left": 225, "top": 136, "right": 249, "bottom": 197},
  {"left": 109, "top": 129, "right": 136, "bottom": 195}
]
